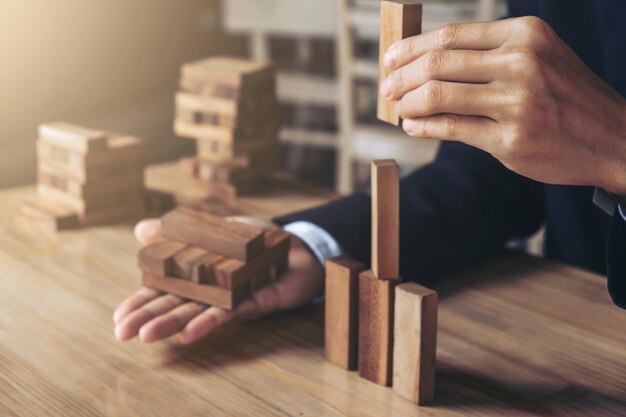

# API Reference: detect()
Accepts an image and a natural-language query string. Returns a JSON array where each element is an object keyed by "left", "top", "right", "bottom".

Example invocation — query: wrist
[{"left": 599, "top": 100, "right": 626, "bottom": 194}]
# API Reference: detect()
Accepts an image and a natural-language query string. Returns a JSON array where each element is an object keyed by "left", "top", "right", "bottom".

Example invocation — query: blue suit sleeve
[{"left": 275, "top": 142, "right": 545, "bottom": 284}]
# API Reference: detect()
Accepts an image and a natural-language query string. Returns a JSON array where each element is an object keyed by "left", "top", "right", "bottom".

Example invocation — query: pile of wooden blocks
[
  {"left": 19, "top": 122, "right": 174, "bottom": 231},
  {"left": 174, "top": 56, "right": 282, "bottom": 199},
  {"left": 138, "top": 207, "right": 290, "bottom": 310},
  {"left": 325, "top": 160, "right": 438, "bottom": 405}
]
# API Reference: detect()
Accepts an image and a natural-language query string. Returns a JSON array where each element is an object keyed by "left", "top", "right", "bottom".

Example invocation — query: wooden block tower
[
  {"left": 138, "top": 207, "right": 290, "bottom": 310},
  {"left": 19, "top": 122, "right": 174, "bottom": 231},
  {"left": 324, "top": 159, "right": 438, "bottom": 405},
  {"left": 174, "top": 56, "right": 281, "bottom": 199}
]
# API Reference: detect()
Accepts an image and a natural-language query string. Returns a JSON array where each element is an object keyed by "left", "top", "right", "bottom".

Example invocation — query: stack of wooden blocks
[
  {"left": 325, "top": 160, "right": 438, "bottom": 405},
  {"left": 325, "top": 2, "right": 436, "bottom": 406},
  {"left": 174, "top": 56, "right": 282, "bottom": 199},
  {"left": 19, "top": 122, "right": 174, "bottom": 231},
  {"left": 138, "top": 207, "right": 290, "bottom": 310}
]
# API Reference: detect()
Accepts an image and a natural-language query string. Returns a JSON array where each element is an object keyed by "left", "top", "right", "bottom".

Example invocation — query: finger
[
  {"left": 115, "top": 294, "right": 185, "bottom": 341},
  {"left": 381, "top": 50, "right": 495, "bottom": 100},
  {"left": 138, "top": 302, "right": 207, "bottom": 343},
  {"left": 134, "top": 218, "right": 162, "bottom": 245},
  {"left": 178, "top": 284, "right": 282, "bottom": 344},
  {"left": 402, "top": 114, "right": 498, "bottom": 147},
  {"left": 397, "top": 81, "right": 498, "bottom": 119},
  {"left": 179, "top": 306, "right": 240, "bottom": 344},
  {"left": 384, "top": 19, "right": 516, "bottom": 69},
  {"left": 113, "top": 287, "right": 161, "bottom": 324}
]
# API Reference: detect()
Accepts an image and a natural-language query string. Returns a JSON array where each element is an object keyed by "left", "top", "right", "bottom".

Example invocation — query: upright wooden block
[
  {"left": 377, "top": 1, "right": 422, "bottom": 126},
  {"left": 358, "top": 270, "right": 396, "bottom": 386},
  {"left": 371, "top": 160, "right": 400, "bottom": 280},
  {"left": 138, "top": 241, "right": 186, "bottom": 277},
  {"left": 161, "top": 207, "right": 265, "bottom": 261},
  {"left": 325, "top": 257, "right": 366, "bottom": 370},
  {"left": 393, "top": 283, "right": 438, "bottom": 405}
]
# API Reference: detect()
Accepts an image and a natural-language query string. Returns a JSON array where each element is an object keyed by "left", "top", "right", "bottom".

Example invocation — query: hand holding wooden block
[
  {"left": 371, "top": 160, "right": 400, "bottom": 280},
  {"left": 325, "top": 257, "right": 366, "bottom": 370},
  {"left": 377, "top": 1, "right": 423, "bottom": 126},
  {"left": 393, "top": 282, "right": 438, "bottom": 404}
]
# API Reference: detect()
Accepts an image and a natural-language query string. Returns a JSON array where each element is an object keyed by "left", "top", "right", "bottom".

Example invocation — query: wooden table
[{"left": 1, "top": 163, "right": 625, "bottom": 416}]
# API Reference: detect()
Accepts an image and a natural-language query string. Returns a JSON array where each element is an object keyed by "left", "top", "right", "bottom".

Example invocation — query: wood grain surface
[
  {"left": 371, "top": 160, "right": 400, "bottom": 280},
  {"left": 1, "top": 162, "right": 626, "bottom": 416}
]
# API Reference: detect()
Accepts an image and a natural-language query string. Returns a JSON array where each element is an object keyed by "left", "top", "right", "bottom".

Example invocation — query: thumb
[{"left": 134, "top": 218, "right": 162, "bottom": 245}]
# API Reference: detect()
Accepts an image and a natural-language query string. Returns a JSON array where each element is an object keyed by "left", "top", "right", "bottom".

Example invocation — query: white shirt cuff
[
  {"left": 283, "top": 221, "right": 344, "bottom": 266},
  {"left": 619, "top": 205, "right": 626, "bottom": 222}
]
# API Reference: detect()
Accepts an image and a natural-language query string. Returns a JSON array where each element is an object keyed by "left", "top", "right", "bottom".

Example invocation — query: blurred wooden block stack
[
  {"left": 174, "top": 56, "right": 281, "bottom": 199},
  {"left": 19, "top": 122, "right": 174, "bottom": 231},
  {"left": 139, "top": 207, "right": 290, "bottom": 310}
]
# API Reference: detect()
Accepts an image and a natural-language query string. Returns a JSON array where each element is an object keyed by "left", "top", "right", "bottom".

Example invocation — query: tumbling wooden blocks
[
  {"left": 358, "top": 270, "right": 396, "bottom": 386},
  {"left": 377, "top": 1, "right": 423, "bottom": 126},
  {"left": 372, "top": 160, "right": 400, "bottom": 280},
  {"left": 174, "top": 56, "right": 281, "bottom": 199},
  {"left": 325, "top": 258, "right": 366, "bottom": 370},
  {"left": 19, "top": 122, "right": 174, "bottom": 232},
  {"left": 139, "top": 207, "right": 290, "bottom": 310},
  {"left": 393, "top": 283, "right": 438, "bottom": 405}
]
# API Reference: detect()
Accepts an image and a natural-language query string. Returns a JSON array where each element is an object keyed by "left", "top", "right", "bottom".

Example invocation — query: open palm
[{"left": 113, "top": 218, "right": 323, "bottom": 344}]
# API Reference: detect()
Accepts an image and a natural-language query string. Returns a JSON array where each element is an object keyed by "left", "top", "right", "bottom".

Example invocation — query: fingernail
[
  {"left": 384, "top": 45, "right": 397, "bottom": 67},
  {"left": 402, "top": 118, "right": 415, "bottom": 133},
  {"left": 380, "top": 78, "right": 392, "bottom": 99}
]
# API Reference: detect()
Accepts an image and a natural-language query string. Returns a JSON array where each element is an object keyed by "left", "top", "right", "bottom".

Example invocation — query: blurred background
[{"left": 0, "top": 0, "right": 507, "bottom": 192}]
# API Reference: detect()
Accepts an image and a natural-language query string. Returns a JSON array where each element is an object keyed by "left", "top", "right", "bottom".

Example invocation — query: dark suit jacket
[{"left": 276, "top": 0, "right": 626, "bottom": 308}]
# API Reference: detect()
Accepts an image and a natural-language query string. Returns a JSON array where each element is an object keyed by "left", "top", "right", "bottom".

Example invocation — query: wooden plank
[
  {"left": 38, "top": 168, "right": 144, "bottom": 200},
  {"left": 393, "top": 282, "right": 438, "bottom": 405},
  {"left": 325, "top": 257, "right": 366, "bottom": 370},
  {"left": 358, "top": 269, "right": 396, "bottom": 386},
  {"left": 377, "top": 1, "right": 422, "bottom": 126},
  {"left": 138, "top": 241, "right": 186, "bottom": 277},
  {"left": 38, "top": 122, "right": 108, "bottom": 153},
  {"left": 192, "top": 253, "right": 226, "bottom": 285},
  {"left": 180, "top": 56, "right": 274, "bottom": 90},
  {"left": 18, "top": 197, "right": 80, "bottom": 232},
  {"left": 171, "top": 246, "right": 213, "bottom": 281},
  {"left": 161, "top": 207, "right": 266, "bottom": 261},
  {"left": 371, "top": 160, "right": 400, "bottom": 280},
  {"left": 142, "top": 274, "right": 245, "bottom": 310}
]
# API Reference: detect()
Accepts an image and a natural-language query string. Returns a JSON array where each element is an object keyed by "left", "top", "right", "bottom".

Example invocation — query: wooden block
[
  {"left": 251, "top": 267, "right": 272, "bottom": 292},
  {"left": 37, "top": 183, "right": 144, "bottom": 214},
  {"left": 393, "top": 283, "right": 438, "bottom": 405},
  {"left": 142, "top": 274, "right": 245, "bottom": 310},
  {"left": 171, "top": 246, "right": 213, "bottom": 280},
  {"left": 212, "top": 229, "right": 290, "bottom": 289},
  {"left": 138, "top": 241, "right": 186, "bottom": 277},
  {"left": 39, "top": 122, "right": 108, "bottom": 153},
  {"left": 325, "top": 257, "right": 366, "bottom": 370},
  {"left": 176, "top": 92, "right": 238, "bottom": 118},
  {"left": 174, "top": 118, "right": 277, "bottom": 144},
  {"left": 161, "top": 207, "right": 265, "bottom": 261},
  {"left": 143, "top": 189, "right": 176, "bottom": 216},
  {"left": 192, "top": 253, "right": 226, "bottom": 285},
  {"left": 180, "top": 56, "right": 274, "bottom": 89},
  {"left": 371, "top": 160, "right": 400, "bottom": 280},
  {"left": 18, "top": 197, "right": 80, "bottom": 231},
  {"left": 377, "top": 1, "right": 422, "bottom": 126},
  {"left": 358, "top": 269, "right": 396, "bottom": 386},
  {"left": 38, "top": 168, "right": 144, "bottom": 200}
]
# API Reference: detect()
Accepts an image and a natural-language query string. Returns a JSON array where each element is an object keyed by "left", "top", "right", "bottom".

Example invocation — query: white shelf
[
  {"left": 276, "top": 72, "right": 337, "bottom": 106},
  {"left": 280, "top": 127, "right": 337, "bottom": 148}
]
